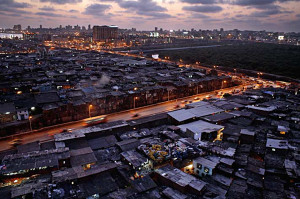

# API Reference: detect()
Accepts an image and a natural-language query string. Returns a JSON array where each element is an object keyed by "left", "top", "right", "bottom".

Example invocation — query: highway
[
  {"left": 0, "top": 85, "right": 244, "bottom": 152},
  {"left": 122, "top": 45, "right": 222, "bottom": 53}
]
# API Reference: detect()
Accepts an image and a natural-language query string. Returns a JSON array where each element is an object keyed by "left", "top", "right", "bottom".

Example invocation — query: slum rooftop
[{"left": 0, "top": 49, "right": 225, "bottom": 105}]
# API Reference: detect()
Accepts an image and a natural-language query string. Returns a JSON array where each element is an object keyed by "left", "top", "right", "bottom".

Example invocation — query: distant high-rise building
[
  {"left": 27, "top": 26, "right": 31, "bottom": 31},
  {"left": 59, "top": 25, "right": 62, "bottom": 29},
  {"left": 88, "top": 24, "right": 91, "bottom": 30},
  {"left": 93, "top": 25, "right": 118, "bottom": 42},
  {"left": 155, "top": 27, "right": 158, "bottom": 32},
  {"left": 40, "top": 25, "right": 43, "bottom": 29},
  {"left": 74, "top": 25, "right": 81, "bottom": 31},
  {"left": 66, "top": 25, "right": 72, "bottom": 30},
  {"left": 13, "top": 24, "right": 21, "bottom": 31}
]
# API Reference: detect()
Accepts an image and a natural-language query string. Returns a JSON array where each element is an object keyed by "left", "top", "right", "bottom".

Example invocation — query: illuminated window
[
  {"left": 197, "top": 163, "right": 202, "bottom": 169},
  {"left": 83, "top": 163, "right": 95, "bottom": 171},
  {"left": 204, "top": 167, "right": 209, "bottom": 173}
]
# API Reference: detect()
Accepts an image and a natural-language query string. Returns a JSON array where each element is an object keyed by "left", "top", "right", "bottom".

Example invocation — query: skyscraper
[{"left": 93, "top": 25, "right": 118, "bottom": 42}]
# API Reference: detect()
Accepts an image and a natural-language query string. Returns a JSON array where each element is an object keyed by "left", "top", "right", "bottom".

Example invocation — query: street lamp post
[
  {"left": 29, "top": 116, "right": 32, "bottom": 132},
  {"left": 134, "top": 97, "right": 138, "bottom": 109},
  {"left": 222, "top": 80, "right": 227, "bottom": 89},
  {"left": 89, "top": 105, "right": 93, "bottom": 118}
]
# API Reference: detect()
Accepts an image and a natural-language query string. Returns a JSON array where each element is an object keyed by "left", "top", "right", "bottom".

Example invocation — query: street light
[
  {"left": 222, "top": 80, "right": 227, "bottom": 89},
  {"left": 29, "top": 116, "right": 33, "bottom": 132},
  {"left": 89, "top": 105, "right": 93, "bottom": 118},
  {"left": 257, "top": 72, "right": 263, "bottom": 78},
  {"left": 134, "top": 97, "right": 138, "bottom": 109}
]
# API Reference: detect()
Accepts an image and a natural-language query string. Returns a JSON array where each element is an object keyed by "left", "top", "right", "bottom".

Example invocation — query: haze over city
[{"left": 1, "top": 0, "right": 300, "bottom": 32}]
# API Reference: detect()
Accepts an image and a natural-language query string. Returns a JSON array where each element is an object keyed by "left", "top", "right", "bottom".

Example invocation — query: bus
[{"left": 84, "top": 115, "right": 108, "bottom": 127}]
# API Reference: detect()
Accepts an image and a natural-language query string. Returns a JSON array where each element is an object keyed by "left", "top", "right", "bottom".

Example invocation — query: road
[
  {"left": 0, "top": 85, "right": 243, "bottom": 152},
  {"left": 121, "top": 45, "right": 222, "bottom": 53}
]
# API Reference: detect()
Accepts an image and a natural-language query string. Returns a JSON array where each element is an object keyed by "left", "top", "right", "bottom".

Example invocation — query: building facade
[{"left": 93, "top": 25, "right": 118, "bottom": 42}]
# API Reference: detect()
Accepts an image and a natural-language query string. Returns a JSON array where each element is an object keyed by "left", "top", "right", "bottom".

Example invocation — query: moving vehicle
[
  {"left": 174, "top": 104, "right": 180, "bottom": 108},
  {"left": 9, "top": 139, "right": 22, "bottom": 147},
  {"left": 60, "top": 129, "right": 73, "bottom": 133},
  {"left": 132, "top": 113, "right": 140, "bottom": 118},
  {"left": 84, "top": 115, "right": 108, "bottom": 126},
  {"left": 206, "top": 95, "right": 213, "bottom": 99}
]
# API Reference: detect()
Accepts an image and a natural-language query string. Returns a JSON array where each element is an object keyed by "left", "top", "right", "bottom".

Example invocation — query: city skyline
[{"left": 1, "top": 0, "right": 300, "bottom": 32}]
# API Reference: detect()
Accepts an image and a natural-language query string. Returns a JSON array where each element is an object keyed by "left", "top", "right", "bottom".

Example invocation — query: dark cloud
[
  {"left": 232, "top": 0, "right": 300, "bottom": 6},
  {"left": 232, "top": 0, "right": 276, "bottom": 6},
  {"left": 36, "top": 12, "right": 63, "bottom": 17},
  {"left": 0, "top": 0, "right": 31, "bottom": 9},
  {"left": 183, "top": 5, "right": 223, "bottom": 13},
  {"left": 69, "top": 9, "right": 79, "bottom": 13},
  {"left": 181, "top": 0, "right": 300, "bottom": 5},
  {"left": 0, "top": 0, "right": 31, "bottom": 17},
  {"left": 83, "top": 3, "right": 111, "bottom": 16},
  {"left": 250, "top": 9, "right": 281, "bottom": 17},
  {"left": 137, "top": 11, "right": 172, "bottom": 19},
  {"left": 232, "top": 3, "right": 294, "bottom": 17},
  {"left": 181, "top": 0, "right": 221, "bottom": 4},
  {"left": 118, "top": 0, "right": 167, "bottom": 13},
  {"left": 104, "top": 0, "right": 173, "bottom": 18},
  {"left": 231, "top": 0, "right": 295, "bottom": 18},
  {"left": 250, "top": 9, "right": 292, "bottom": 17},
  {"left": 39, "top": 6, "right": 55, "bottom": 11},
  {"left": 0, "top": 0, "right": 31, "bottom": 16},
  {"left": 0, "top": 11, "right": 22, "bottom": 17},
  {"left": 39, "top": 0, "right": 82, "bottom": 5},
  {"left": 252, "top": 4, "right": 281, "bottom": 10}
]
